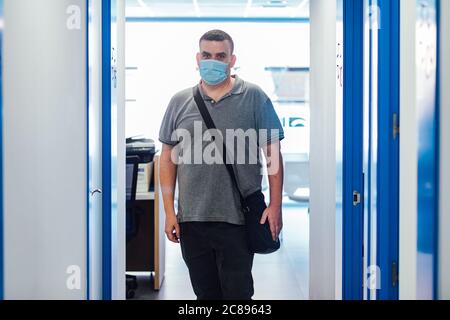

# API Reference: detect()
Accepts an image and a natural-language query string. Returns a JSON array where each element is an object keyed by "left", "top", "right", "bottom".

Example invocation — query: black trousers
[{"left": 179, "top": 222, "right": 254, "bottom": 300}]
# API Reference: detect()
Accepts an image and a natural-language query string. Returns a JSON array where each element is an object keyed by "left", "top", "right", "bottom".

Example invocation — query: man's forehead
[{"left": 199, "top": 40, "right": 232, "bottom": 52}]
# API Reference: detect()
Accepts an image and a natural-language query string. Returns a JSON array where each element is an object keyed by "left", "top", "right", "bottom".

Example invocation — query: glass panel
[
  {"left": 416, "top": 0, "right": 438, "bottom": 300},
  {"left": 362, "top": 0, "right": 371, "bottom": 301},
  {"left": 3, "top": 0, "right": 88, "bottom": 299},
  {"left": 335, "top": 0, "right": 344, "bottom": 300},
  {"left": 369, "top": 0, "right": 379, "bottom": 301},
  {"left": 362, "top": 0, "right": 380, "bottom": 300}
]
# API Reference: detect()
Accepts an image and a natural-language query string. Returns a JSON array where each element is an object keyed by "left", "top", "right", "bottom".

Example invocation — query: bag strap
[{"left": 192, "top": 86, "right": 248, "bottom": 210}]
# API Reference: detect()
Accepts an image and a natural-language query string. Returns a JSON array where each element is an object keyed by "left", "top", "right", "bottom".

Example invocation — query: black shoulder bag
[{"left": 192, "top": 86, "right": 280, "bottom": 254}]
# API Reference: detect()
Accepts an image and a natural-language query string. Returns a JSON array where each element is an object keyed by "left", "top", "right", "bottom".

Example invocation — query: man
[{"left": 159, "top": 30, "right": 284, "bottom": 300}]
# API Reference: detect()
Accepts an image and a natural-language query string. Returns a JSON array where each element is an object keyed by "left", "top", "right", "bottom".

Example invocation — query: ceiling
[{"left": 125, "top": 0, "right": 310, "bottom": 18}]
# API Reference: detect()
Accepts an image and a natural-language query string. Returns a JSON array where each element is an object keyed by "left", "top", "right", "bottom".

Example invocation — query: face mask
[{"left": 199, "top": 59, "right": 229, "bottom": 86}]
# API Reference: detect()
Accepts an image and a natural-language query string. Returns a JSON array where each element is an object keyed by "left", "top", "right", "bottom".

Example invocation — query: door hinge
[
  {"left": 353, "top": 191, "right": 361, "bottom": 206},
  {"left": 393, "top": 113, "right": 400, "bottom": 139},
  {"left": 392, "top": 261, "right": 399, "bottom": 287}
]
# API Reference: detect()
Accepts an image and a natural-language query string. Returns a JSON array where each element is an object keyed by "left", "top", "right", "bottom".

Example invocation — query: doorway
[{"left": 123, "top": 0, "right": 311, "bottom": 300}]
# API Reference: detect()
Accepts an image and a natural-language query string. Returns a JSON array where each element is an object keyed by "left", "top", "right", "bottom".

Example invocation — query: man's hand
[
  {"left": 161, "top": 143, "right": 179, "bottom": 243},
  {"left": 260, "top": 205, "right": 283, "bottom": 241},
  {"left": 165, "top": 213, "right": 180, "bottom": 243},
  {"left": 261, "top": 141, "right": 284, "bottom": 241}
]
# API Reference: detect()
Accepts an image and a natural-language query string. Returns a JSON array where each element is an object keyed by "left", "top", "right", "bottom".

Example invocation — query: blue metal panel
[
  {"left": 389, "top": 0, "right": 400, "bottom": 301},
  {"left": 434, "top": 0, "right": 440, "bottom": 301},
  {"left": 343, "top": 0, "right": 365, "bottom": 300},
  {"left": 102, "top": 0, "right": 112, "bottom": 300},
  {"left": 376, "top": 0, "right": 400, "bottom": 300},
  {"left": 0, "top": 0, "right": 3, "bottom": 301},
  {"left": 366, "top": 0, "right": 374, "bottom": 301},
  {"left": 416, "top": 0, "right": 438, "bottom": 300},
  {"left": 109, "top": 0, "right": 118, "bottom": 300}
]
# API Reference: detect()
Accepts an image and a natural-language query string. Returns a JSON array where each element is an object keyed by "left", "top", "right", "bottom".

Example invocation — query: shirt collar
[{"left": 197, "top": 75, "right": 245, "bottom": 101}]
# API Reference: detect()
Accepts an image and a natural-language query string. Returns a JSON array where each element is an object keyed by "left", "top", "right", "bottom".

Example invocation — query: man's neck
[{"left": 201, "top": 75, "right": 235, "bottom": 100}]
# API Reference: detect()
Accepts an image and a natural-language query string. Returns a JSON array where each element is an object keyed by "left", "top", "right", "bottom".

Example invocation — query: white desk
[
  {"left": 136, "top": 191, "right": 155, "bottom": 201},
  {"left": 128, "top": 155, "right": 165, "bottom": 290}
]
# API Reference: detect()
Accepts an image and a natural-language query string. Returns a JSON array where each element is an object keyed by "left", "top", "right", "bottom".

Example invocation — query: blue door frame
[
  {"left": 343, "top": 0, "right": 365, "bottom": 300},
  {"left": 102, "top": 0, "right": 114, "bottom": 300},
  {"left": 101, "top": 0, "right": 119, "bottom": 300},
  {"left": 100, "top": 0, "right": 433, "bottom": 301},
  {"left": 435, "top": 0, "right": 440, "bottom": 299},
  {"left": 376, "top": 0, "right": 400, "bottom": 300},
  {"left": 343, "top": 0, "right": 402, "bottom": 300},
  {"left": 0, "top": 0, "right": 4, "bottom": 301},
  {"left": 435, "top": 0, "right": 441, "bottom": 299}
]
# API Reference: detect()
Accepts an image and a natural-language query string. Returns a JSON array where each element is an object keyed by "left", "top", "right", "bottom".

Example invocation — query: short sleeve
[
  {"left": 256, "top": 97, "right": 285, "bottom": 147},
  {"left": 158, "top": 97, "right": 179, "bottom": 146}
]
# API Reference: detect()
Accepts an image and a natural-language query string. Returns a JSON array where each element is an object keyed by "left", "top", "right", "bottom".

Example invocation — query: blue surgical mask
[{"left": 199, "top": 59, "right": 229, "bottom": 85}]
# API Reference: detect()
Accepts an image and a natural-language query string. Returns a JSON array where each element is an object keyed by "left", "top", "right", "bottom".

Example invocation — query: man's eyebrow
[{"left": 201, "top": 51, "right": 227, "bottom": 56}]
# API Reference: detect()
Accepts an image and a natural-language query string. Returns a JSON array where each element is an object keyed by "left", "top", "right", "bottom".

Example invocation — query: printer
[
  {"left": 126, "top": 136, "right": 156, "bottom": 163},
  {"left": 126, "top": 136, "right": 157, "bottom": 193}
]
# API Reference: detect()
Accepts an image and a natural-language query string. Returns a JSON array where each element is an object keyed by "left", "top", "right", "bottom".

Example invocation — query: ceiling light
[{"left": 262, "top": 0, "right": 288, "bottom": 8}]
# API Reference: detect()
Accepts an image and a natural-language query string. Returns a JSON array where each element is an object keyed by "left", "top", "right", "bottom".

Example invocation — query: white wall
[
  {"left": 399, "top": 0, "right": 418, "bottom": 300},
  {"left": 439, "top": 0, "right": 450, "bottom": 300},
  {"left": 125, "top": 22, "right": 310, "bottom": 145},
  {"left": 3, "top": 0, "right": 88, "bottom": 299},
  {"left": 309, "top": 0, "right": 337, "bottom": 300}
]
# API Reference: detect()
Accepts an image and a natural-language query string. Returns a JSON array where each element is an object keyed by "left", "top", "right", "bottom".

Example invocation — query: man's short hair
[{"left": 199, "top": 30, "right": 234, "bottom": 54}]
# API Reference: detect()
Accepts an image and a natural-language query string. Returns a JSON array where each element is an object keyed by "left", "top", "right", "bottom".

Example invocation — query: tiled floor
[{"left": 130, "top": 202, "right": 309, "bottom": 300}]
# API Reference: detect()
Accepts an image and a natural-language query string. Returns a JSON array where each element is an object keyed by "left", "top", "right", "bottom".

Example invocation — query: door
[
  {"left": 342, "top": 0, "right": 401, "bottom": 300},
  {"left": 100, "top": 0, "right": 126, "bottom": 300},
  {"left": 363, "top": 0, "right": 400, "bottom": 300},
  {"left": 2, "top": 0, "right": 89, "bottom": 299},
  {"left": 342, "top": 0, "right": 365, "bottom": 300}
]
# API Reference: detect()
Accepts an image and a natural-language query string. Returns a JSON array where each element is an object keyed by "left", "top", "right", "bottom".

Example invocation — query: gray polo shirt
[{"left": 159, "top": 75, "right": 284, "bottom": 225}]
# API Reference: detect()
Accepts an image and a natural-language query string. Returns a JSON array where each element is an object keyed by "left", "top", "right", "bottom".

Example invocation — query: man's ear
[
  {"left": 230, "top": 54, "right": 237, "bottom": 68},
  {"left": 196, "top": 52, "right": 201, "bottom": 66}
]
